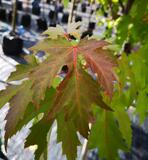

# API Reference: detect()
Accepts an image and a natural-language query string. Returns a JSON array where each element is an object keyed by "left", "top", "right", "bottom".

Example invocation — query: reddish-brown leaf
[
  {"left": 2, "top": 25, "right": 117, "bottom": 159},
  {"left": 79, "top": 39, "right": 117, "bottom": 98},
  {"left": 47, "top": 66, "right": 112, "bottom": 138}
]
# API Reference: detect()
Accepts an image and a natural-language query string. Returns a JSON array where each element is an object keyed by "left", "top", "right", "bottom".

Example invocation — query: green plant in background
[
  {"left": 97, "top": 0, "right": 148, "bottom": 122},
  {"left": 0, "top": 0, "right": 148, "bottom": 160}
]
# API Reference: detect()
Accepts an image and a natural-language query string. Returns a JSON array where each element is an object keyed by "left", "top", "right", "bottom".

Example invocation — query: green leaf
[
  {"left": 63, "top": 0, "right": 69, "bottom": 8},
  {"left": 89, "top": 111, "right": 127, "bottom": 160},
  {"left": 57, "top": 113, "right": 80, "bottom": 160},
  {"left": 5, "top": 80, "right": 33, "bottom": 142},
  {"left": 116, "top": 15, "right": 131, "bottom": 45},
  {"left": 129, "top": 53, "right": 147, "bottom": 89},
  {"left": 48, "top": 66, "right": 112, "bottom": 138},
  {"left": 42, "top": 25, "right": 65, "bottom": 39},
  {"left": 117, "top": 53, "right": 137, "bottom": 106},
  {"left": 8, "top": 55, "right": 38, "bottom": 81},
  {"left": 0, "top": 84, "right": 23, "bottom": 109},
  {"left": 31, "top": 37, "right": 71, "bottom": 53},
  {"left": 136, "top": 87, "right": 148, "bottom": 123},
  {"left": 113, "top": 107, "right": 132, "bottom": 148},
  {"left": 1, "top": 25, "right": 118, "bottom": 159},
  {"left": 16, "top": 87, "right": 55, "bottom": 132},
  {"left": 25, "top": 118, "right": 53, "bottom": 160},
  {"left": 111, "top": 89, "right": 132, "bottom": 148}
]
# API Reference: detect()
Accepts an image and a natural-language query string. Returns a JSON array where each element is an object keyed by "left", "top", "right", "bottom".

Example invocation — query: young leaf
[
  {"left": 42, "top": 25, "right": 65, "bottom": 39},
  {"left": 67, "top": 22, "right": 81, "bottom": 39}
]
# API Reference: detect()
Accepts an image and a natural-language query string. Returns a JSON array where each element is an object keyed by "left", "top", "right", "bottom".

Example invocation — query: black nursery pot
[
  {"left": 32, "top": 6, "right": 41, "bottom": 15},
  {"left": 2, "top": 33, "right": 23, "bottom": 56},
  {"left": 0, "top": 8, "right": 7, "bottom": 22},
  {"left": 46, "top": 0, "right": 51, "bottom": 4},
  {"left": 48, "top": 10, "right": 56, "bottom": 20},
  {"left": 58, "top": 5, "right": 64, "bottom": 13},
  {"left": 21, "top": 14, "right": 31, "bottom": 28},
  {"left": 61, "top": 12, "right": 69, "bottom": 23},
  {"left": 88, "top": 22, "right": 96, "bottom": 30},
  {"left": 81, "top": 3, "right": 87, "bottom": 13},
  {"left": 37, "top": 18, "right": 48, "bottom": 31},
  {"left": 7, "top": 10, "right": 18, "bottom": 24},
  {"left": 17, "top": 1, "right": 23, "bottom": 11},
  {"left": 75, "top": 15, "right": 82, "bottom": 22}
]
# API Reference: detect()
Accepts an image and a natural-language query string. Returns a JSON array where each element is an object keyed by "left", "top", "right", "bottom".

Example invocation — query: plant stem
[
  {"left": 68, "top": 0, "right": 76, "bottom": 24},
  {"left": 124, "top": 0, "right": 135, "bottom": 14},
  {"left": 12, "top": 0, "right": 17, "bottom": 33},
  {"left": 107, "top": 0, "right": 114, "bottom": 18}
]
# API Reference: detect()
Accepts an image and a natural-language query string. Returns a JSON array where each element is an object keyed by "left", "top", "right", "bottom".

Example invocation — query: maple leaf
[
  {"left": 47, "top": 66, "right": 112, "bottom": 138},
  {"left": 4, "top": 80, "right": 33, "bottom": 143},
  {"left": 25, "top": 118, "right": 53, "bottom": 160},
  {"left": 111, "top": 91, "right": 132, "bottom": 148},
  {"left": 15, "top": 87, "right": 55, "bottom": 134},
  {"left": 78, "top": 39, "right": 117, "bottom": 98},
  {"left": 0, "top": 84, "right": 24, "bottom": 109},
  {"left": 57, "top": 113, "right": 80, "bottom": 160},
  {"left": 8, "top": 55, "right": 38, "bottom": 81},
  {"left": 42, "top": 25, "right": 65, "bottom": 39},
  {"left": 136, "top": 87, "right": 148, "bottom": 123},
  {"left": 8, "top": 37, "right": 73, "bottom": 107},
  {"left": 89, "top": 111, "right": 127, "bottom": 160},
  {"left": 0, "top": 24, "right": 118, "bottom": 159},
  {"left": 67, "top": 21, "right": 81, "bottom": 39}
]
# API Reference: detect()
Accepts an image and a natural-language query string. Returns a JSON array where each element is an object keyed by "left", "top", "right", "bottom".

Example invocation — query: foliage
[
  {"left": 0, "top": 23, "right": 120, "bottom": 160},
  {"left": 95, "top": 0, "right": 148, "bottom": 159},
  {"left": 0, "top": 0, "right": 148, "bottom": 159}
]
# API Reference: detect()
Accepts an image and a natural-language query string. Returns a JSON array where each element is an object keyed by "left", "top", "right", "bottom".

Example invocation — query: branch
[
  {"left": 12, "top": 0, "right": 17, "bottom": 33},
  {"left": 107, "top": 0, "right": 119, "bottom": 19},
  {"left": 68, "top": 0, "right": 76, "bottom": 24},
  {"left": 107, "top": 0, "right": 114, "bottom": 18},
  {"left": 124, "top": 0, "right": 135, "bottom": 15}
]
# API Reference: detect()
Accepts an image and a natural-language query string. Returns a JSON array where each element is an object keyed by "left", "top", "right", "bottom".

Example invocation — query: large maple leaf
[{"left": 0, "top": 24, "right": 118, "bottom": 159}]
